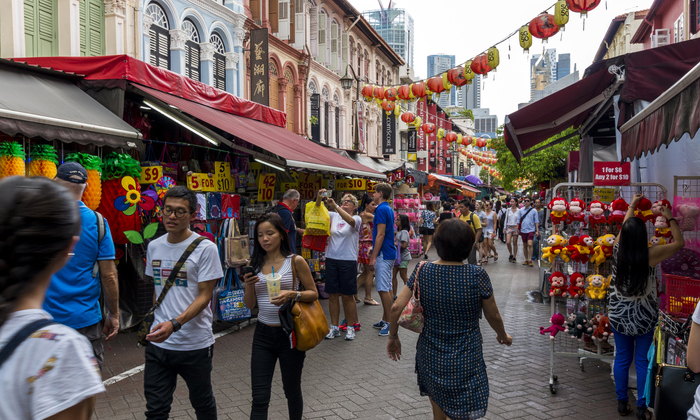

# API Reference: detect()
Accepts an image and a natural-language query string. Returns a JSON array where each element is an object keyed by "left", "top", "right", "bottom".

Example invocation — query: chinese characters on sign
[
  {"left": 593, "top": 162, "right": 631, "bottom": 186},
  {"left": 408, "top": 128, "right": 417, "bottom": 152},
  {"left": 382, "top": 112, "right": 396, "bottom": 155},
  {"left": 250, "top": 29, "right": 269, "bottom": 106}
]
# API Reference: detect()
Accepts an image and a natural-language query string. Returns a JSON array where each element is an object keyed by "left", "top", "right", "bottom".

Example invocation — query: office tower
[
  {"left": 460, "top": 74, "right": 481, "bottom": 110},
  {"left": 427, "top": 54, "right": 455, "bottom": 108},
  {"left": 472, "top": 108, "right": 498, "bottom": 138},
  {"left": 530, "top": 48, "right": 571, "bottom": 101},
  {"left": 362, "top": 7, "right": 414, "bottom": 69}
]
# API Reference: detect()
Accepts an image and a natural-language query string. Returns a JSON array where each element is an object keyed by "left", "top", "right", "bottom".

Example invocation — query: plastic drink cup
[{"left": 266, "top": 273, "right": 282, "bottom": 301}]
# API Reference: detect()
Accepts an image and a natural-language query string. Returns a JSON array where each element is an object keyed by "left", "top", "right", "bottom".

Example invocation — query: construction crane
[{"left": 376, "top": 0, "right": 393, "bottom": 25}]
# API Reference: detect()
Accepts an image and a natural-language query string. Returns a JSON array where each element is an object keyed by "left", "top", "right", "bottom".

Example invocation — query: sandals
[
  {"left": 354, "top": 295, "right": 361, "bottom": 304},
  {"left": 493, "top": 254, "right": 499, "bottom": 261},
  {"left": 364, "top": 298, "right": 380, "bottom": 306},
  {"left": 522, "top": 261, "right": 530, "bottom": 266}
]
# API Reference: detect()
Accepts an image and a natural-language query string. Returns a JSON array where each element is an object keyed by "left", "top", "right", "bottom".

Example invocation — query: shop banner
[
  {"left": 441, "top": 112, "right": 450, "bottom": 175},
  {"left": 382, "top": 112, "right": 396, "bottom": 155},
  {"left": 593, "top": 162, "right": 631, "bottom": 186},
  {"left": 257, "top": 173, "right": 276, "bottom": 201},
  {"left": 215, "top": 161, "right": 234, "bottom": 192},
  {"left": 356, "top": 100, "right": 365, "bottom": 152},
  {"left": 408, "top": 127, "right": 417, "bottom": 152},
  {"left": 335, "top": 178, "right": 366, "bottom": 191},
  {"left": 140, "top": 166, "right": 162, "bottom": 184},
  {"left": 187, "top": 173, "right": 216, "bottom": 191},
  {"left": 428, "top": 102, "right": 437, "bottom": 173},
  {"left": 446, "top": 155, "right": 453, "bottom": 175},
  {"left": 437, "top": 111, "right": 446, "bottom": 175},
  {"left": 460, "top": 161, "right": 465, "bottom": 176},
  {"left": 298, "top": 172, "right": 322, "bottom": 200},
  {"left": 250, "top": 28, "right": 269, "bottom": 106},
  {"left": 417, "top": 99, "right": 427, "bottom": 171}
]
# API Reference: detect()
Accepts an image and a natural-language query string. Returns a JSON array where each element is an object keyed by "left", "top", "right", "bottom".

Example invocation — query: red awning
[
  {"left": 134, "top": 85, "right": 385, "bottom": 179},
  {"left": 9, "top": 55, "right": 286, "bottom": 127},
  {"left": 566, "top": 151, "right": 580, "bottom": 173},
  {"left": 427, "top": 174, "right": 479, "bottom": 194}
]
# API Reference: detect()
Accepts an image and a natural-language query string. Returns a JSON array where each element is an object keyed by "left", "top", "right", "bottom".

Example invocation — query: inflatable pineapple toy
[
  {"left": 29, "top": 144, "right": 59, "bottom": 178},
  {"left": 0, "top": 141, "right": 26, "bottom": 179},
  {"left": 65, "top": 153, "right": 103, "bottom": 210}
]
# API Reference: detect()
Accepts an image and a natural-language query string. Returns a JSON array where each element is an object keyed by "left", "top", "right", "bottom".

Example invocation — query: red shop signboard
[{"left": 593, "top": 162, "right": 631, "bottom": 186}]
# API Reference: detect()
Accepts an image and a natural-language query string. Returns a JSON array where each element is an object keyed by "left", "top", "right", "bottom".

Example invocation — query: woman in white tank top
[{"left": 242, "top": 213, "right": 318, "bottom": 420}]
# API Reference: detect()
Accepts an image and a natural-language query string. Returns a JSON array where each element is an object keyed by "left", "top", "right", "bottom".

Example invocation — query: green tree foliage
[
  {"left": 491, "top": 126, "right": 579, "bottom": 191},
  {"left": 449, "top": 108, "right": 475, "bottom": 121},
  {"left": 479, "top": 168, "right": 502, "bottom": 188}
]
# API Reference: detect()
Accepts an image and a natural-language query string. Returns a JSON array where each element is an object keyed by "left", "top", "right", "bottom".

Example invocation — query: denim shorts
[{"left": 375, "top": 252, "right": 395, "bottom": 292}]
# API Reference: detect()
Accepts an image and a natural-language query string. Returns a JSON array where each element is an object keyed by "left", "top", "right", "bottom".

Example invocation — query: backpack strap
[
  {"left": 0, "top": 319, "right": 56, "bottom": 370},
  {"left": 92, "top": 211, "right": 106, "bottom": 278}
]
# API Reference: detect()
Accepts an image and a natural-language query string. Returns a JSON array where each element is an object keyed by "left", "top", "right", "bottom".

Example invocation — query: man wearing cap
[{"left": 44, "top": 162, "right": 119, "bottom": 370}]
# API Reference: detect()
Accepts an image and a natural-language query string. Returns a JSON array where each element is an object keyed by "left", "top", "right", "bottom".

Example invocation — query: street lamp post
[{"left": 341, "top": 65, "right": 360, "bottom": 150}]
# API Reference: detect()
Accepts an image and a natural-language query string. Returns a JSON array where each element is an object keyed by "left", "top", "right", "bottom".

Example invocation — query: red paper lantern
[
  {"left": 411, "top": 82, "right": 427, "bottom": 98},
  {"left": 470, "top": 54, "right": 492, "bottom": 75},
  {"left": 447, "top": 67, "right": 468, "bottom": 87},
  {"left": 529, "top": 13, "right": 560, "bottom": 42},
  {"left": 384, "top": 87, "right": 398, "bottom": 102},
  {"left": 421, "top": 123, "right": 436, "bottom": 134},
  {"left": 362, "top": 85, "right": 374, "bottom": 101},
  {"left": 426, "top": 76, "right": 445, "bottom": 96},
  {"left": 463, "top": 137, "right": 472, "bottom": 146},
  {"left": 397, "top": 85, "right": 412, "bottom": 101},
  {"left": 567, "top": 0, "right": 601, "bottom": 17},
  {"left": 476, "top": 138, "right": 487, "bottom": 148},
  {"left": 445, "top": 132, "right": 458, "bottom": 143},
  {"left": 381, "top": 99, "right": 395, "bottom": 114},
  {"left": 467, "top": 152, "right": 473, "bottom": 159},
  {"left": 373, "top": 86, "right": 386, "bottom": 100},
  {"left": 401, "top": 112, "right": 416, "bottom": 124}
]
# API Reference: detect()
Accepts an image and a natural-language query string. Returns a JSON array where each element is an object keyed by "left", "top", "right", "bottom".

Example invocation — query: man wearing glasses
[
  {"left": 143, "top": 186, "right": 223, "bottom": 419},
  {"left": 518, "top": 197, "right": 540, "bottom": 267}
]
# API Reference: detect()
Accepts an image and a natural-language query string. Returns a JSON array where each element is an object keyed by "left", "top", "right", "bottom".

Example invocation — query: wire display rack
[{"left": 543, "top": 182, "right": 667, "bottom": 395}]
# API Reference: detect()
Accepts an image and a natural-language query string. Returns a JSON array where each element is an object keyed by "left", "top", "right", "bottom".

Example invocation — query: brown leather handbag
[{"left": 290, "top": 255, "right": 329, "bottom": 351}]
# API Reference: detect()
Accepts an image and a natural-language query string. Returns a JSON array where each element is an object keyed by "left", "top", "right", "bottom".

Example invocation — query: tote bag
[
  {"left": 225, "top": 219, "right": 250, "bottom": 267},
  {"left": 216, "top": 268, "right": 251, "bottom": 322}
]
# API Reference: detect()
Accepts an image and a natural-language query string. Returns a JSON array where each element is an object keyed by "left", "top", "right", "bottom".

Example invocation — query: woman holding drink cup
[{"left": 242, "top": 212, "right": 318, "bottom": 420}]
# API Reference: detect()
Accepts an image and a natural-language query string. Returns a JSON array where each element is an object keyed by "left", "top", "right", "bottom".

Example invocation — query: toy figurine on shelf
[
  {"left": 654, "top": 215, "right": 672, "bottom": 239},
  {"left": 588, "top": 200, "right": 608, "bottom": 228},
  {"left": 542, "top": 234, "right": 570, "bottom": 263},
  {"left": 634, "top": 196, "right": 655, "bottom": 223},
  {"left": 567, "top": 312, "right": 592, "bottom": 341},
  {"left": 540, "top": 313, "right": 567, "bottom": 339},
  {"left": 588, "top": 312, "right": 604, "bottom": 331},
  {"left": 652, "top": 199, "right": 672, "bottom": 216},
  {"left": 548, "top": 196, "right": 568, "bottom": 227},
  {"left": 608, "top": 198, "right": 629, "bottom": 227},
  {"left": 564, "top": 313, "right": 576, "bottom": 333},
  {"left": 648, "top": 236, "right": 667, "bottom": 247},
  {"left": 592, "top": 315, "right": 613, "bottom": 343},
  {"left": 567, "top": 235, "right": 595, "bottom": 264},
  {"left": 567, "top": 198, "right": 587, "bottom": 226},
  {"left": 548, "top": 271, "right": 568, "bottom": 297},
  {"left": 566, "top": 272, "right": 586, "bottom": 299},
  {"left": 591, "top": 234, "right": 616, "bottom": 266},
  {"left": 585, "top": 274, "right": 610, "bottom": 299}
]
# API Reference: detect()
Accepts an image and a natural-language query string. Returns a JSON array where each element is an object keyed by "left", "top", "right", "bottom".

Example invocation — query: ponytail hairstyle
[
  {"left": 615, "top": 217, "right": 651, "bottom": 296},
  {"left": 0, "top": 176, "right": 80, "bottom": 328}
]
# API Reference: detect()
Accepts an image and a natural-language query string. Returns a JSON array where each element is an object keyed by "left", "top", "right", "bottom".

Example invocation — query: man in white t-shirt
[{"left": 143, "top": 186, "right": 223, "bottom": 419}]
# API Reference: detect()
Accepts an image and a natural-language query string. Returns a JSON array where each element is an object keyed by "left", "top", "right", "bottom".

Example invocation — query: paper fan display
[
  {"left": 662, "top": 248, "right": 700, "bottom": 280},
  {"left": 155, "top": 176, "right": 176, "bottom": 199}
]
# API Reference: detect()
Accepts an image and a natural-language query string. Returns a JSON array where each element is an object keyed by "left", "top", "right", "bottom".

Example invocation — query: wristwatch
[
  {"left": 170, "top": 318, "right": 182, "bottom": 332},
  {"left": 294, "top": 292, "right": 302, "bottom": 302}
]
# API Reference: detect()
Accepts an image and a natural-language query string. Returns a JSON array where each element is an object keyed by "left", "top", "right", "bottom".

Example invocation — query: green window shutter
[
  {"left": 80, "top": 0, "right": 104, "bottom": 56},
  {"left": 79, "top": 0, "right": 87, "bottom": 55},
  {"left": 24, "top": 0, "right": 37, "bottom": 56},
  {"left": 24, "top": 0, "right": 57, "bottom": 56}
]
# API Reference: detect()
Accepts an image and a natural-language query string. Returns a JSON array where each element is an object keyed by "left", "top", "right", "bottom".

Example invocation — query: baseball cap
[{"left": 56, "top": 162, "right": 88, "bottom": 184}]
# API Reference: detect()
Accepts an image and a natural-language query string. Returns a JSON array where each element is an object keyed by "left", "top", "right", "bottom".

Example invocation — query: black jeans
[
  {"left": 250, "top": 323, "right": 306, "bottom": 420},
  {"left": 144, "top": 344, "right": 216, "bottom": 420}
]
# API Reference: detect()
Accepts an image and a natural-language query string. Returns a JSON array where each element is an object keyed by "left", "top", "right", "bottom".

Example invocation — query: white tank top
[{"left": 254, "top": 256, "right": 295, "bottom": 326}]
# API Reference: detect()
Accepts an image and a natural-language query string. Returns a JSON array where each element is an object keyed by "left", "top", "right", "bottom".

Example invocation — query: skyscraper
[
  {"left": 362, "top": 7, "right": 414, "bottom": 69},
  {"left": 427, "top": 54, "right": 455, "bottom": 108},
  {"left": 459, "top": 75, "right": 481, "bottom": 110},
  {"left": 530, "top": 49, "right": 571, "bottom": 101}
]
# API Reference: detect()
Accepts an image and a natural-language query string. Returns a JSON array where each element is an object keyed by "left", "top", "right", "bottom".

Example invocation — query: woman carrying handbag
[
  {"left": 242, "top": 213, "right": 318, "bottom": 420},
  {"left": 386, "top": 219, "right": 512, "bottom": 420}
]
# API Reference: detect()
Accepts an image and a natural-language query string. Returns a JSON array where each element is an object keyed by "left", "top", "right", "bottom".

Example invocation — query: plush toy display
[
  {"left": 591, "top": 234, "right": 616, "bottom": 266},
  {"left": 592, "top": 315, "right": 613, "bottom": 343},
  {"left": 634, "top": 197, "right": 655, "bottom": 223},
  {"left": 548, "top": 271, "right": 568, "bottom": 297},
  {"left": 588, "top": 312, "right": 604, "bottom": 330},
  {"left": 568, "top": 312, "right": 592, "bottom": 340},
  {"left": 542, "top": 235, "right": 570, "bottom": 263},
  {"left": 648, "top": 236, "right": 667, "bottom": 247},
  {"left": 564, "top": 312, "right": 576, "bottom": 333},
  {"left": 654, "top": 216, "right": 672, "bottom": 238},
  {"left": 588, "top": 200, "right": 608, "bottom": 228},
  {"left": 566, "top": 272, "right": 586, "bottom": 299},
  {"left": 608, "top": 198, "right": 629, "bottom": 227},
  {"left": 567, "top": 235, "right": 595, "bottom": 263},
  {"left": 548, "top": 197, "right": 569, "bottom": 226},
  {"left": 567, "top": 198, "right": 587, "bottom": 226},
  {"left": 540, "top": 313, "right": 567, "bottom": 339},
  {"left": 678, "top": 202, "right": 700, "bottom": 232},
  {"left": 652, "top": 199, "right": 672, "bottom": 216},
  {"left": 585, "top": 274, "right": 610, "bottom": 299}
]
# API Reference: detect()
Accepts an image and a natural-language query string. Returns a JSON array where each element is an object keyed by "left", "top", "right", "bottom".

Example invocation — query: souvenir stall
[{"left": 388, "top": 166, "right": 423, "bottom": 257}]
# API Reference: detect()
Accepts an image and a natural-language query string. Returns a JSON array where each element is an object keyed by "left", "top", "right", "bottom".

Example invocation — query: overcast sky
[{"left": 348, "top": 0, "right": 652, "bottom": 124}]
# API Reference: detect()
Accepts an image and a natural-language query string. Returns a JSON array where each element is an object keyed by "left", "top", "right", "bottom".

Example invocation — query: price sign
[
  {"left": 249, "top": 162, "right": 263, "bottom": 184},
  {"left": 257, "top": 173, "right": 276, "bottom": 201},
  {"left": 140, "top": 166, "right": 162, "bottom": 184},
  {"left": 280, "top": 182, "right": 298, "bottom": 192},
  {"left": 593, "top": 162, "right": 631, "bottom": 186},
  {"left": 366, "top": 180, "right": 377, "bottom": 192},
  {"left": 593, "top": 188, "right": 615, "bottom": 203},
  {"left": 335, "top": 179, "right": 367, "bottom": 191},
  {"left": 215, "top": 161, "right": 235, "bottom": 192},
  {"left": 386, "top": 172, "right": 395, "bottom": 183},
  {"left": 298, "top": 173, "right": 321, "bottom": 200},
  {"left": 405, "top": 175, "right": 415, "bottom": 185},
  {"left": 394, "top": 167, "right": 405, "bottom": 181},
  {"left": 187, "top": 173, "right": 216, "bottom": 191}
]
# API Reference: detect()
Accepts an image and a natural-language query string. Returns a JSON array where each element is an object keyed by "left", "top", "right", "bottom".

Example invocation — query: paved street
[{"left": 95, "top": 241, "right": 629, "bottom": 420}]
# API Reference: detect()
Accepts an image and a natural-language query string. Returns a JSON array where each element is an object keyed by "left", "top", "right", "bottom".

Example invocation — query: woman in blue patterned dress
[{"left": 386, "top": 218, "right": 512, "bottom": 420}]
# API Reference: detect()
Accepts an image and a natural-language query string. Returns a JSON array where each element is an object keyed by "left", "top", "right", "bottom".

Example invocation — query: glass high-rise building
[
  {"left": 427, "top": 54, "right": 455, "bottom": 109},
  {"left": 530, "top": 48, "right": 571, "bottom": 101},
  {"left": 362, "top": 8, "right": 414, "bottom": 69}
]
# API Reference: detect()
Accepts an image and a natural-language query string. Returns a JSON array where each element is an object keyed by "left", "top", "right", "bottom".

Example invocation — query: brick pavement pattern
[{"left": 94, "top": 241, "right": 629, "bottom": 419}]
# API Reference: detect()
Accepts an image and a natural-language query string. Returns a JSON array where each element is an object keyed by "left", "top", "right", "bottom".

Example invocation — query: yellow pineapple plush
[
  {"left": 0, "top": 141, "right": 26, "bottom": 178},
  {"left": 65, "top": 152, "right": 103, "bottom": 210},
  {"left": 29, "top": 144, "right": 59, "bottom": 178}
]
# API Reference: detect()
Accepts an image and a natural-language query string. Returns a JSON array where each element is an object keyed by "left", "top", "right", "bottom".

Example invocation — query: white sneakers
[
  {"left": 325, "top": 326, "right": 340, "bottom": 339},
  {"left": 345, "top": 326, "right": 355, "bottom": 341}
]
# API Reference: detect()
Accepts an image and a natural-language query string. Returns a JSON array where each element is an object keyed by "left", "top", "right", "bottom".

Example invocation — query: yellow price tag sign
[
  {"left": 593, "top": 188, "right": 615, "bottom": 203},
  {"left": 187, "top": 173, "right": 216, "bottom": 192},
  {"left": 280, "top": 182, "right": 298, "bottom": 192},
  {"left": 258, "top": 173, "right": 276, "bottom": 201},
  {"left": 214, "top": 161, "right": 235, "bottom": 192},
  {"left": 335, "top": 179, "right": 366, "bottom": 191},
  {"left": 140, "top": 166, "right": 162, "bottom": 184},
  {"left": 249, "top": 162, "right": 263, "bottom": 184},
  {"left": 366, "top": 180, "right": 377, "bottom": 192},
  {"left": 408, "top": 153, "right": 417, "bottom": 162},
  {"left": 298, "top": 173, "right": 321, "bottom": 200}
]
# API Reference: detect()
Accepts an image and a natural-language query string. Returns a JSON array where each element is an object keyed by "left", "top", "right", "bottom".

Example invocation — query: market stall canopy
[
  {"left": 504, "top": 38, "right": 700, "bottom": 163},
  {"left": 465, "top": 174, "right": 483, "bottom": 186},
  {"left": 428, "top": 174, "right": 480, "bottom": 194},
  {"left": 10, "top": 55, "right": 286, "bottom": 127},
  {"left": 134, "top": 85, "right": 385, "bottom": 180},
  {"left": 349, "top": 153, "right": 404, "bottom": 174},
  {"left": 0, "top": 61, "right": 141, "bottom": 147},
  {"left": 566, "top": 151, "right": 580, "bottom": 173},
  {"left": 619, "top": 60, "right": 700, "bottom": 160}
]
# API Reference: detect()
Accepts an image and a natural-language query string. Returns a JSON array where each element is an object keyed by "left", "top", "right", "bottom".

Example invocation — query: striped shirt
[{"left": 254, "top": 256, "right": 295, "bottom": 326}]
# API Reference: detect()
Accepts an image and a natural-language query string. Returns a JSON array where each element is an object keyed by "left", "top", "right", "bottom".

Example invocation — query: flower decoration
[{"left": 114, "top": 176, "right": 156, "bottom": 216}]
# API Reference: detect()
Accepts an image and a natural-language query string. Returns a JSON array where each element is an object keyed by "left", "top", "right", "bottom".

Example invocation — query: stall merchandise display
[{"left": 393, "top": 194, "right": 423, "bottom": 256}]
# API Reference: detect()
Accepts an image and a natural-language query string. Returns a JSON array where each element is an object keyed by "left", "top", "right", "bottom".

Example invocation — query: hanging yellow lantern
[
  {"left": 413, "top": 116, "right": 422, "bottom": 128},
  {"left": 394, "top": 103, "right": 402, "bottom": 117},
  {"left": 555, "top": 0, "right": 570, "bottom": 31},
  {"left": 457, "top": 133, "right": 463, "bottom": 144},
  {"left": 437, "top": 128, "right": 446, "bottom": 141},
  {"left": 463, "top": 61, "right": 475, "bottom": 85},
  {"left": 487, "top": 47, "right": 500, "bottom": 72},
  {"left": 519, "top": 25, "right": 533, "bottom": 54},
  {"left": 442, "top": 72, "right": 453, "bottom": 92}
]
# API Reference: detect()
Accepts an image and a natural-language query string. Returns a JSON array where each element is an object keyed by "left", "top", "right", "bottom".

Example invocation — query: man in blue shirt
[
  {"left": 369, "top": 182, "right": 397, "bottom": 336},
  {"left": 517, "top": 197, "right": 540, "bottom": 267},
  {"left": 45, "top": 162, "right": 119, "bottom": 370},
  {"left": 272, "top": 189, "right": 304, "bottom": 254}
]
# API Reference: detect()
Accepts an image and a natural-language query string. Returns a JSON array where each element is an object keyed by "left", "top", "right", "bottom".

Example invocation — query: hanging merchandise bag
[
  {"left": 302, "top": 234, "right": 328, "bottom": 252},
  {"left": 305, "top": 201, "right": 330, "bottom": 236},
  {"left": 216, "top": 268, "right": 251, "bottom": 322},
  {"left": 208, "top": 192, "right": 222, "bottom": 219},
  {"left": 225, "top": 219, "right": 250, "bottom": 267},
  {"left": 141, "top": 143, "right": 159, "bottom": 167},
  {"left": 221, "top": 194, "right": 240, "bottom": 219},
  {"left": 673, "top": 194, "right": 700, "bottom": 232},
  {"left": 160, "top": 146, "right": 179, "bottom": 180}
]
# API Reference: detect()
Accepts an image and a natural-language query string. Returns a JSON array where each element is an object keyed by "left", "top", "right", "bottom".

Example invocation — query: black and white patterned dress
[{"left": 608, "top": 244, "right": 658, "bottom": 336}]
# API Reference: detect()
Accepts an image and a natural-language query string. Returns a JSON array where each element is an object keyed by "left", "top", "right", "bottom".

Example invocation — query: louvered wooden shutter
[
  {"left": 80, "top": 0, "right": 104, "bottom": 56},
  {"left": 330, "top": 21, "right": 338, "bottom": 71},
  {"left": 24, "top": 0, "right": 58, "bottom": 56},
  {"left": 289, "top": 0, "right": 295, "bottom": 43},
  {"left": 185, "top": 41, "right": 200, "bottom": 81},
  {"left": 341, "top": 32, "right": 348, "bottom": 71},
  {"left": 214, "top": 53, "right": 226, "bottom": 90},
  {"left": 294, "top": 0, "right": 304, "bottom": 48},
  {"left": 149, "top": 26, "right": 170, "bottom": 69},
  {"left": 317, "top": 13, "right": 326, "bottom": 63},
  {"left": 250, "top": 0, "right": 261, "bottom": 24},
  {"left": 79, "top": 0, "right": 86, "bottom": 55},
  {"left": 309, "top": 6, "right": 318, "bottom": 57},
  {"left": 269, "top": 0, "right": 279, "bottom": 33}
]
